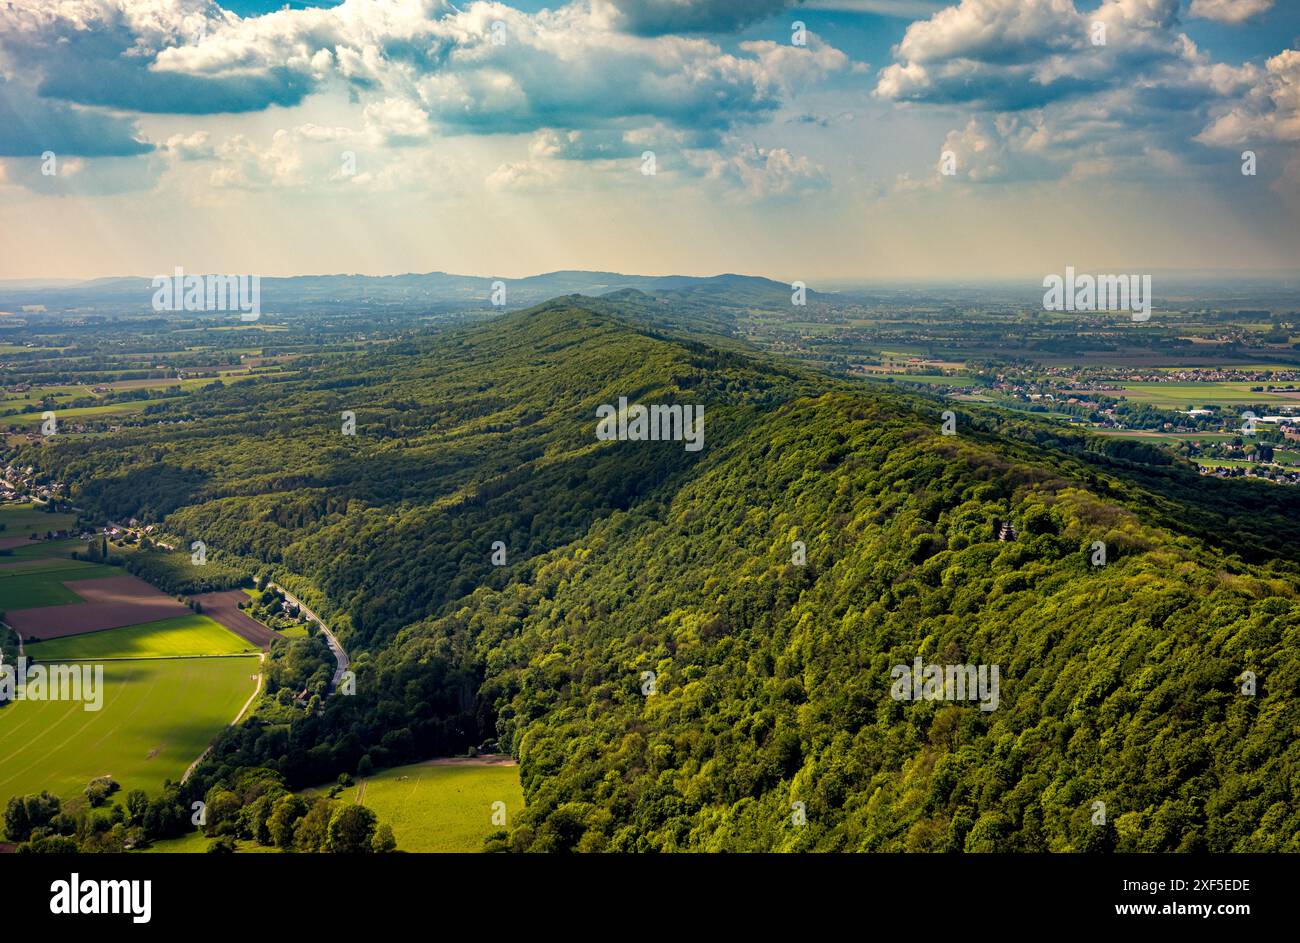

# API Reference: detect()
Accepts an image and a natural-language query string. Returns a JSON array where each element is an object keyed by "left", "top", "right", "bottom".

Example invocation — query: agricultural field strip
[
  {"left": 0, "top": 656, "right": 261, "bottom": 803},
  {"left": 25, "top": 613, "right": 256, "bottom": 660},
  {"left": 5, "top": 574, "right": 193, "bottom": 639},
  {"left": 0, "top": 564, "right": 123, "bottom": 610},
  {"left": 0, "top": 658, "right": 161, "bottom": 785},
  {"left": 181, "top": 654, "right": 265, "bottom": 785},
  {"left": 23, "top": 652, "right": 260, "bottom": 662}
]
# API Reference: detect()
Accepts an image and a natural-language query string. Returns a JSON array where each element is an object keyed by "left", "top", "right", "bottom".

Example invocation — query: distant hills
[{"left": 0, "top": 270, "right": 814, "bottom": 313}]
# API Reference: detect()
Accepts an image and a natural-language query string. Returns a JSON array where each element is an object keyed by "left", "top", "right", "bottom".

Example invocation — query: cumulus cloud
[
  {"left": 144, "top": 1, "right": 846, "bottom": 134},
  {"left": 1197, "top": 49, "right": 1300, "bottom": 144},
  {"left": 184, "top": 121, "right": 466, "bottom": 193},
  {"left": 1188, "top": 0, "right": 1274, "bottom": 24},
  {"left": 528, "top": 128, "right": 653, "bottom": 160},
  {"left": 1, "top": 0, "right": 852, "bottom": 144},
  {"left": 400, "top": 8, "right": 795, "bottom": 134},
  {"left": 874, "top": 0, "right": 1194, "bottom": 111},
  {"left": 209, "top": 130, "right": 307, "bottom": 188},
  {"left": 486, "top": 126, "right": 825, "bottom": 202},
  {"left": 688, "top": 140, "right": 828, "bottom": 199},
  {"left": 163, "top": 131, "right": 216, "bottom": 160},
  {"left": 875, "top": 0, "right": 1286, "bottom": 185},
  {"left": 364, "top": 97, "right": 434, "bottom": 144},
  {"left": 0, "top": 0, "right": 313, "bottom": 114},
  {"left": 485, "top": 157, "right": 564, "bottom": 191},
  {"left": 739, "top": 34, "right": 860, "bottom": 92},
  {"left": 937, "top": 116, "right": 1047, "bottom": 182}
]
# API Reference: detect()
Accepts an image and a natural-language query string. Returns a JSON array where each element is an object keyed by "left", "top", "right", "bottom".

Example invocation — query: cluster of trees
[
  {"left": 5, "top": 779, "right": 191, "bottom": 853},
  {"left": 3, "top": 772, "right": 398, "bottom": 854},
  {"left": 84, "top": 776, "right": 120, "bottom": 808},
  {"left": 121, "top": 546, "right": 250, "bottom": 595},
  {"left": 199, "top": 769, "right": 395, "bottom": 853},
  {"left": 0, "top": 624, "right": 19, "bottom": 667},
  {"left": 71, "top": 537, "right": 251, "bottom": 594},
  {"left": 242, "top": 584, "right": 314, "bottom": 635},
  {"left": 265, "top": 635, "right": 334, "bottom": 703}
]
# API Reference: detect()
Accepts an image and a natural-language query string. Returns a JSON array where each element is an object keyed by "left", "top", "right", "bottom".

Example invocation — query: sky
[{"left": 0, "top": 0, "right": 1297, "bottom": 281}]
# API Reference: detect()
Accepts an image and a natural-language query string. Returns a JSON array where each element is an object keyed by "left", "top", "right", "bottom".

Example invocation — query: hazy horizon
[{"left": 2, "top": 268, "right": 1298, "bottom": 290}]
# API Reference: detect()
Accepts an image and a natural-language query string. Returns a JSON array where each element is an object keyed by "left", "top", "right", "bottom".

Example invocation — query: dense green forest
[{"left": 15, "top": 299, "right": 1300, "bottom": 851}]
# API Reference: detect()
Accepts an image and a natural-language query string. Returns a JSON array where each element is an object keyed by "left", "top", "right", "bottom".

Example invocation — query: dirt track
[
  {"left": 419, "top": 754, "right": 517, "bottom": 767},
  {"left": 192, "top": 590, "right": 282, "bottom": 650}
]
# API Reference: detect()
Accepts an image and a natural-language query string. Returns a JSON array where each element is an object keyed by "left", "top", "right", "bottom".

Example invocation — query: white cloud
[
  {"left": 485, "top": 157, "right": 563, "bottom": 191},
  {"left": 689, "top": 140, "right": 829, "bottom": 199},
  {"left": 363, "top": 97, "right": 434, "bottom": 144},
  {"left": 1188, "top": 0, "right": 1274, "bottom": 24},
  {"left": 874, "top": 0, "right": 1289, "bottom": 186},
  {"left": 209, "top": 130, "right": 306, "bottom": 189},
  {"left": 1197, "top": 49, "right": 1300, "bottom": 145},
  {"left": 141, "top": 1, "right": 852, "bottom": 135},
  {"left": 163, "top": 131, "right": 215, "bottom": 161}
]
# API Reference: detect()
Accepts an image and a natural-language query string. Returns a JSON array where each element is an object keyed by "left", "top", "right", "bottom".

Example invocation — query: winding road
[
  {"left": 178, "top": 583, "right": 349, "bottom": 784},
  {"left": 267, "top": 582, "right": 350, "bottom": 694}
]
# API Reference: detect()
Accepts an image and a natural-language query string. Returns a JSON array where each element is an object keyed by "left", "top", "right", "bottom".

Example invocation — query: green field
[
  {"left": 139, "top": 830, "right": 280, "bottom": 853},
  {"left": 322, "top": 761, "right": 524, "bottom": 852},
  {"left": 1, "top": 538, "right": 84, "bottom": 560},
  {"left": 1191, "top": 457, "right": 1262, "bottom": 470},
  {"left": 0, "top": 655, "right": 259, "bottom": 809},
  {"left": 0, "top": 385, "right": 84, "bottom": 411},
  {"left": 0, "top": 561, "right": 121, "bottom": 611},
  {"left": 10, "top": 401, "right": 150, "bottom": 424},
  {"left": 0, "top": 556, "right": 89, "bottom": 574},
  {"left": 136, "top": 829, "right": 212, "bottom": 853},
  {"left": 0, "top": 541, "right": 263, "bottom": 822},
  {"left": 0, "top": 502, "right": 77, "bottom": 534},
  {"left": 857, "top": 373, "right": 975, "bottom": 389},
  {"left": 1118, "top": 381, "right": 1300, "bottom": 409},
  {"left": 26, "top": 614, "right": 256, "bottom": 661},
  {"left": 1088, "top": 429, "right": 1241, "bottom": 442},
  {"left": 137, "top": 759, "right": 523, "bottom": 853}
]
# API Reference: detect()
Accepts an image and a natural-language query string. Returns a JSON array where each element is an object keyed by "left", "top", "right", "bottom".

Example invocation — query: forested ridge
[{"left": 17, "top": 299, "right": 1300, "bottom": 851}]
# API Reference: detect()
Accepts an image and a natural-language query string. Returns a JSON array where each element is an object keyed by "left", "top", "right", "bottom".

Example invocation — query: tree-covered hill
[
  {"left": 20, "top": 302, "right": 813, "bottom": 646},
  {"left": 472, "top": 390, "right": 1299, "bottom": 850},
  {"left": 14, "top": 300, "right": 1300, "bottom": 851}
]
